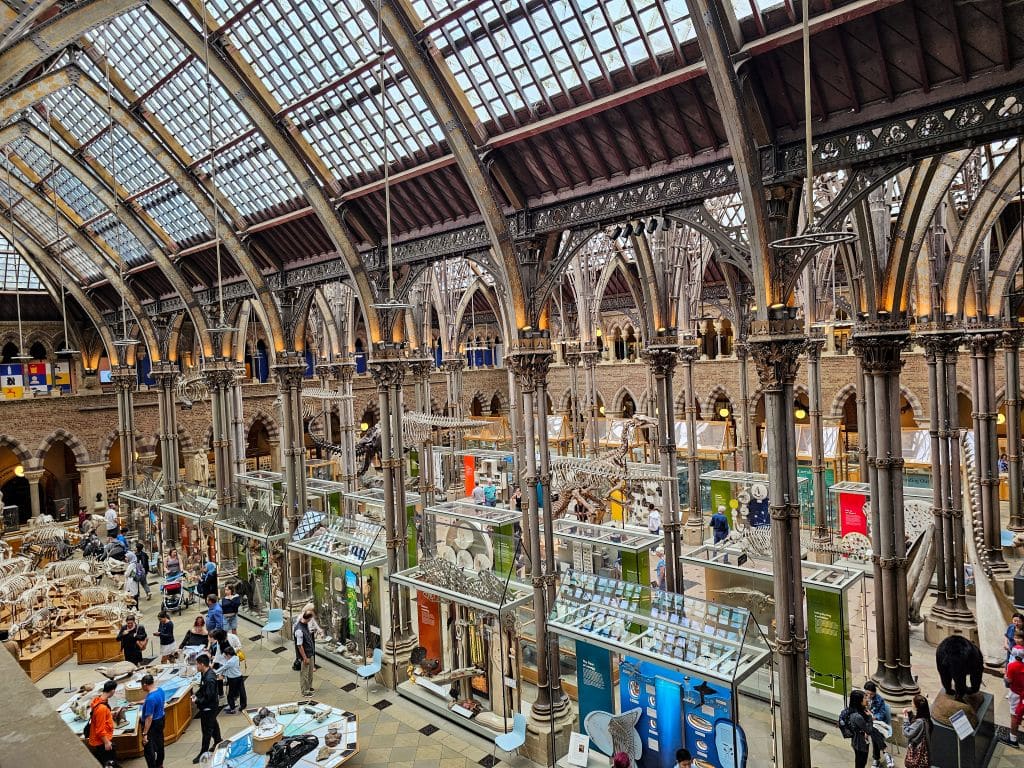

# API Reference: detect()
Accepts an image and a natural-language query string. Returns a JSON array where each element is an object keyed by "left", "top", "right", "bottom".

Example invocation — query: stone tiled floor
[{"left": 34, "top": 564, "right": 1022, "bottom": 768}]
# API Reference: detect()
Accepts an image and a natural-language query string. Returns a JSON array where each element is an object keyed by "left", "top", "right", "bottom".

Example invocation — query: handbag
[{"left": 904, "top": 740, "right": 929, "bottom": 768}]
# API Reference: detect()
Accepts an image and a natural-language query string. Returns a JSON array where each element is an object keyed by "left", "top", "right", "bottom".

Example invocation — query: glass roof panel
[
  {"left": 219, "top": 0, "right": 379, "bottom": 107},
  {"left": 50, "top": 238, "right": 100, "bottom": 284},
  {"left": 0, "top": 234, "right": 42, "bottom": 291},
  {"left": 48, "top": 167, "right": 107, "bottom": 223},
  {"left": 42, "top": 87, "right": 110, "bottom": 146},
  {"left": 201, "top": 134, "right": 302, "bottom": 218},
  {"left": 146, "top": 58, "right": 253, "bottom": 159},
  {"left": 91, "top": 215, "right": 149, "bottom": 267},
  {"left": 292, "top": 58, "right": 444, "bottom": 180},
  {"left": 137, "top": 184, "right": 210, "bottom": 244},
  {"left": 8, "top": 136, "right": 52, "bottom": 179},
  {"left": 13, "top": 198, "right": 60, "bottom": 244},
  {"left": 89, "top": 8, "right": 189, "bottom": 98},
  {"left": 434, "top": 0, "right": 692, "bottom": 124},
  {"left": 89, "top": 123, "right": 169, "bottom": 196}
]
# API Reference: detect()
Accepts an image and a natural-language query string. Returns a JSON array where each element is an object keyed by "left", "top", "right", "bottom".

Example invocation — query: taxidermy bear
[{"left": 935, "top": 635, "right": 983, "bottom": 700}]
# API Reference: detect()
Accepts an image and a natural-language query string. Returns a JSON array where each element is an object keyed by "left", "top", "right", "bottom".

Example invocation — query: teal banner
[{"left": 577, "top": 640, "right": 615, "bottom": 746}]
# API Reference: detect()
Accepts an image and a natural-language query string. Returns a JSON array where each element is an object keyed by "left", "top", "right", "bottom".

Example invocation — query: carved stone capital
[
  {"left": 408, "top": 357, "right": 434, "bottom": 379},
  {"left": 149, "top": 362, "right": 178, "bottom": 388},
  {"left": 851, "top": 332, "right": 908, "bottom": 374},
  {"left": 202, "top": 363, "right": 235, "bottom": 389},
  {"left": 369, "top": 358, "right": 407, "bottom": 391},
  {"left": 507, "top": 348, "right": 553, "bottom": 393},
  {"left": 580, "top": 350, "right": 601, "bottom": 368},
  {"left": 334, "top": 360, "right": 356, "bottom": 384},
  {"left": 748, "top": 337, "right": 803, "bottom": 388},
  {"left": 272, "top": 354, "right": 307, "bottom": 390},
  {"left": 110, "top": 366, "right": 136, "bottom": 392},
  {"left": 1001, "top": 327, "right": 1024, "bottom": 351},
  {"left": 676, "top": 344, "right": 700, "bottom": 365},
  {"left": 441, "top": 357, "right": 465, "bottom": 374},
  {"left": 563, "top": 349, "right": 581, "bottom": 367},
  {"left": 967, "top": 330, "right": 1000, "bottom": 357},
  {"left": 642, "top": 344, "right": 678, "bottom": 377},
  {"left": 803, "top": 335, "right": 825, "bottom": 360}
]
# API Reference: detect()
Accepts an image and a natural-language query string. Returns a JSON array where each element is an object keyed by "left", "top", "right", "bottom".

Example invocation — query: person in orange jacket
[{"left": 87, "top": 679, "right": 118, "bottom": 766}]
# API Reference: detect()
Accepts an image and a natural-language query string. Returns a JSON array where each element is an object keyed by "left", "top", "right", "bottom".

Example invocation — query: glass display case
[
  {"left": 287, "top": 517, "right": 385, "bottom": 671},
  {"left": 453, "top": 449, "right": 515, "bottom": 505},
  {"left": 759, "top": 424, "right": 848, "bottom": 485},
  {"left": 698, "top": 469, "right": 810, "bottom": 531},
  {"left": 119, "top": 481, "right": 164, "bottom": 558},
  {"left": 826, "top": 481, "right": 934, "bottom": 563},
  {"left": 158, "top": 485, "right": 218, "bottom": 573},
  {"left": 675, "top": 420, "right": 735, "bottom": 470},
  {"left": 681, "top": 545, "right": 865, "bottom": 721},
  {"left": 549, "top": 518, "right": 661, "bottom": 587},
  {"left": 901, "top": 428, "right": 933, "bottom": 488},
  {"left": 215, "top": 501, "right": 289, "bottom": 622},
  {"left": 548, "top": 570, "right": 771, "bottom": 768},
  {"left": 613, "top": 460, "right": 686, "bottom": 528},
  {"left": 343, "top": 488, "right": 421, "bottom": 565}
]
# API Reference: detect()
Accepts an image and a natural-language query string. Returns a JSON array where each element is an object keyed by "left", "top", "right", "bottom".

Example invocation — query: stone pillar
[
  {"left": 968, "top": 332, "right": 1008, "bottom": 573},
  {"left": 507, "top": 345, "right": 573, "bottom": 763},
  {"left": 1003, "top": 329, "right": 1024, "bottom": 532},
  {"left": 564, "top": 347, "right": 584, "bottom": 456},
  {"left": 806, "top": 335, "right": 830, "bottom": 556},
  {"left": 150, "top": 363, "right": 181, "bottom": 505},
  {"left": 370, "top": 353, "right": 416, "bottom": 686},
  {"left": 333, "top": 361, "right": 358, "bottom": 492},
  {"left": 77, "top": 462, "right": 110, "bottom": 514},
  {"left": 749, "top": 333, "right": 810, "bottom": 768},
  {"left": 582, "top": 346, "right": 600, "bottom": 455},
  {"left": 24, "top": 468, "right": 44, "bottom": 518},
  {"left": 111, "top": 366, "right": 137, "bottom": 492},
  {"left": 230, "top": 365, "right": 247, "bottom": 480},
  {"left": 409, "top": 357, "right": 436, "bottom": 510},
  {"left": 854, "top": 330, "right": 920, "bottom": 705},
  {"left": 442, "top": 356, "right": 465, "bottom": 488},
  {"left": 735, "top": 341, "right": 755, "bottom": 472},
  {"left": 679, "top": 345, "right": 702, "bottom": 544},
  {"left": 273, "top": 354, "right": 308, "bottom": 522},
  {"left": 645, "top": 343, "right": 683, "bottom": 591},
  {"left": 922, "top": 332, "right": 976, "bottom": 643},
  {"left": 203, "top": 361, "right": 236, "bottom": 512}
]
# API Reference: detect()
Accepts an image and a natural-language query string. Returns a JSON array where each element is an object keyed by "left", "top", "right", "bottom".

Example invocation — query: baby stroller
[{"left": 161, "top": 573, "right": 195, "bottom": 615}]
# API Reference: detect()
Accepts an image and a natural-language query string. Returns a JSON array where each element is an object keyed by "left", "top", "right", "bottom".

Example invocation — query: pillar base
[
  {"left": 924, "top": 608, "right": 979, "bottom": 647},
  {"left": 522, "top": 698, "right": 575, "bottom": 765},
  {"left": 380, "top": 634, "right": 418, "bottom": 690},
  {"left": 681, "top": 522, "right": 704, "bottom": 547},
  {"left": 874, "top": 670, "right": 921, "bottom": 709},
  {"left": 807, "top": 540, "right": 834, "bottom": 564}
]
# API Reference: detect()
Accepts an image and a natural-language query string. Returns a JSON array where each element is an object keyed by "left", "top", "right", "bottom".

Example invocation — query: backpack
[
  {"left": 83, "top": 700, "right": 108, "bottom": 741},
  {"left": 837, "top": 707, "right": 854, "bottom": 739}
]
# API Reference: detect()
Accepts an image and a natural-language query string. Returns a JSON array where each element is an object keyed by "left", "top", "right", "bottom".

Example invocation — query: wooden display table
[
  {"left": 59, "top": 620, "right": 114, "bottom": 639},
  {"left": 16, "top": 630, "right": 74, "bottom": 681},
  {"left": 74, "top": 630, "right": 123, "bottom": 664}
]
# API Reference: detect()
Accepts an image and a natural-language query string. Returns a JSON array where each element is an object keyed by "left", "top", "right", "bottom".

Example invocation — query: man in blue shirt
[
  {"left": 140, "top": 673, "right": 166, "bottom": 768},
  {"left": 204, "top": 594, "right": 224, "bottom": 641},
  {"left": 710, "top": 505, "right": 731, "bottom": 563}
]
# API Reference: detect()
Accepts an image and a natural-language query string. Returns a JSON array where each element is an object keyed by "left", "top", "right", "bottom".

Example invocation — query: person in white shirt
[
  {"left": 648, "top": 504, "right": 661, "bottom": 534},
  {"left": 105, "top": 504, "right": 119, "bottom": 538},
  {"left": 217, "top": 646, "right": 246, "bottom": 713},
  {"left": 471, "top": 481, "right": 486, "bottom": 505}
]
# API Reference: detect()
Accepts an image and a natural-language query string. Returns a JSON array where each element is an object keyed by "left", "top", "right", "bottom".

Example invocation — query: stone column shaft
[
  {"left": 969, "top": 332, "right": 1007, "bottom": 572},
  {"left": 750, "top": 335, "right": 810, "bottom": 768},
  {"left": 646, "top": 344, "right": 682, "bottom": 591},
  {"left": 273, "top": 354, "right": 308, "bottom": 522},
  {"left": 582, "top": 348, "right": 600, "bottom": 455},
  {"left": 736, "top": 341, "right": 754, "bottom": 472},
  {"left": 24, "top": 469, "right": 44, "bottom": 518},
  {"left": 679, "top": 346, "right": 701, "bottom": 539},
  {"left": 111, "top": 366, "right": 137, "bottom": 492},
  {"left": 335, "top": 362, "right": 357, "bottom": 492},
  {"left": 1004, "top": 331, "right": 1024, "bottom": 531},
  {"left": 151, "top": 363, "right": 181, "bottom": 505},
  {"left": 203, "top": 363, "right": 235, "bottom": 511},
  {"left": 806, "top": 337, "right": 828, "bottom": 545}
]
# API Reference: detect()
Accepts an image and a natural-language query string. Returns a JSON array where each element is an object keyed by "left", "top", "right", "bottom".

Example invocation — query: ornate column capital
[
  {"left": 441, "top": 356, "right": 465, "bottom": 374},
  {"left": 272, "top": 353, "right": 307, "bottom": 391},
  {"left": 408, "top": 357, "right": 434, "bottom": 380},
  {"left": 915, "top": 329, "right": 962, "bottom": 361},
  {"left": 748, "top": 336, "right": 803, "bottom": 387},
  {"left": 149, "top": 362, "right": 178, "bottom": 388},
  {"left": 1001, "top": 327, "right": 1024, "bottom": 351},
  {"left": 110, "top": 366, "right": 136, "bottom": 392},
  {"left": 642, "top": 344, "right": 679, "bottom": 377},
  {"left": 507, "top": 347, "right": 553, "bottom": 393},
  {"left": 368, "top": 356, "right": 407, "bottom": 392},
  {"left": 676, "top": 343, "right": 699, "bottom": 365},
  {"left": 803, "top": 334, "right": 825, "bottom": 360},
  {"left": 22, "top": 468, "right": 44, "bottom": 484},
  {"left": 563, "top": 348, "right": 581, "bottom": 367},
  {"left": 201, "top": 361, "right": 235, "bottom": 389},
  {"left": 851, "top": 330, "right": 909, "bottom": 374},
  {"left": 331, "top": 359, "right": 355, "bottom": 384},
  {"left": 967, "top": 328, "right": 1000, "bottom": 356}
]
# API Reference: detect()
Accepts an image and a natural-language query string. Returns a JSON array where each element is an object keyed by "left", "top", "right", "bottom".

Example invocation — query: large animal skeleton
[
  {"left": 0, "top": 556, "right": 31, "bottom": 578},
  {"left": 418, "top": 554, "right": 515, "bottom": 605},
  {"left": 400, "top": 411, "right": 487, "bottom": 446},
  {"left": 549, "top": 415, "right": 669, "bottom": 521}
]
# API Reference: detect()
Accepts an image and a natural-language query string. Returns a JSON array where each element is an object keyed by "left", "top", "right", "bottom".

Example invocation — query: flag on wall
[
  {"left": 27, "top": 362, "right": 49, "bottom": 394},
  {"left": 0, "top": 364, "right": 23, "bottom": 399}
]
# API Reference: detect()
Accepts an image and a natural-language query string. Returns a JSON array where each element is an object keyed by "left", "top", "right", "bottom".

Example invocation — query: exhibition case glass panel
[
  {"left": 287, "top": 518, "right": 385, "bottom": 671},
  {"left": 548, "top": 570, "right": 770, "bottom": 768},
  {"left": 215, "top": 501, "right": 289, "bottom": 622},
  {"left": 549, "top": 518, "right": 661, "bottom": 587},
  {"left": 343, "top": 488, "right": 421, "bottom": 565},
  {"left": 615, "top": 460, "right": 687, "bottom": 528},
  {"left": 159, "top": 485, "right": 218, "bottom": 571},
  {"left": 826, "top": 481, "right": 934, "bottom": 563},
  {"left": 759, "top": 424, "right": 847, "bottom": 481},
  {"left": 453, "top": 448, "right": 515, "bottom": 504},
  {"left": 698, "top": 469, "right": 810, "bottom": 530},
  {"left": 675, "top": 420, "right": 735, "bottom": 470}
]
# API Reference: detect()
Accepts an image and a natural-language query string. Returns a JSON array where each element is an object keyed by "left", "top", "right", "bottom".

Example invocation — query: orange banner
[
  {"left": 417, "top": 590, "right": 442, "bottom": 662},
  {"left": 463, "top": 455, "right": 475, "bottom": 498}
]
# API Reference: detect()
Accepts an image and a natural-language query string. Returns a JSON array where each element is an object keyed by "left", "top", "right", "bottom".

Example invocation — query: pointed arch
[
  {"left": 245, "top": 411, "right": 281, "bottom": 443},
  {"left": 900, "top": 385, "right": 925, "bottom": 423},
  {"left": 611, "top": 385, "right": 638, "bottom": 416},
  {"left": 703, "top": 385, "right": 735, "bottom": 418},
  {"left": 828, "top": 383, "right": 859, "bottom": 420},
  {"left": 0, "top": 435, "right": 32, "bottom": 465},
  {"left": 33, "top": 428, "right": 90, "bottom": 468}
]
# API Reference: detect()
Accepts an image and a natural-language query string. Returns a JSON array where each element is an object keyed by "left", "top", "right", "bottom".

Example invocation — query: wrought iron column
[
  {"left": 922, "top": 336, "right": 949, "bottom": 613},
  {"left": 443, "top": 356, "right": 466, "bottom": 487},
  {"left": 334, "top": 361, "right": 358, "bottom": 492},
  {"left": 230, "top": 364, "right": 247, "bottom": 480},
  {"left": 409, "top": 357, "right": 436, "bottom": 510},
  {"left": 855, "top": 330, "right": 919, "bottom": 703},
  {"left": 645, "top": 342, "right": 682, "bottom": 591},
  {"left": 969, "top": 332, "right": 1008, "bottom": 572},
  {"left": 679, "top": 345, "right": 702, "bottom": 542},
  {"left": 582, "top": 346, "right": 600, "bottom": 455},
  {"left": 203, "top": 362, "right": 235, "bottom": 511},
  {"left": 806, "top": 334, "right": 828, "bottom": 548},
  {"left": 508, "top": 346, "right": 569, "bottom": 719},
  {"left": 1003, "top": 329, "right": 1024, "bottom": 532},
  {"left": 735, "top": 340, "right": 754, "bottom": 472},
  {"left": 749, "top": 334, "right": 810, "bottom": 768},
  {"left": 272, "top": 354, "right": 308, "bottom": 522},
  {"left": 150, "top": 362, "right": 181, "bottom": 505},
  {"left": 111, "top": 366, "right": 137, "bottom": 493},
  {"left": 564, "top": 347, "right": 584, "bottom": 456}
]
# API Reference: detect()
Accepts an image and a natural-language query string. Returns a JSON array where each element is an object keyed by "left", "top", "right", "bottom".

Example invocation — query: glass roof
[
  {"left": 0, "top": 233, "right": 42, "bottom": 291},
  {"left": 136, "top": 185, "right": 210, "bottom": 244},
  {"left": 91, "top": 215, "right": 149, "bottom": 267}
]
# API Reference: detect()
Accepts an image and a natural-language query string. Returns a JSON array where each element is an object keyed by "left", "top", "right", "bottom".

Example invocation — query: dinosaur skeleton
[
  {"left": 549, "top": 415, "right": 668, "bottom": 521},
  {"left": 0, "top": 556, "right": 31, "bottom": 578},
  {"left": 401, "top": 411, "right": 488, "bottom": 446}
]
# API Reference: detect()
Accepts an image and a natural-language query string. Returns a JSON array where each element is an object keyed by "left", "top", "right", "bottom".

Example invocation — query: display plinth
[
  {"left": 924, "top": 612, "right": 979, "bottom": 646},
  {"left": 930, "top": 692, "right": 995, "bottom": 768},
  {"left": 17, "top": 630, "right": 74, "bottom": 681},
  {"left": 74, "top": 630, "right": 122, "bottom": 664},
  {"left": 524, "top": 704, "right": 575, "bottom": 766}
]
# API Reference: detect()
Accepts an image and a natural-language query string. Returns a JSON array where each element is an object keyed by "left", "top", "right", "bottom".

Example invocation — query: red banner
[
  {"left": 417, "top": 590, "right": 442, "bottom": 661},
  {"left": 463, "top": 456, "right": 475, "bottom": 498},
  {"left": 839, "top": 492, "right": 868, "bottom": 537}
]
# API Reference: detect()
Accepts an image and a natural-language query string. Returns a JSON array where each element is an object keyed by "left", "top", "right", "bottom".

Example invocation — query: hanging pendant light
[
  {"left": 200, "top": 2, "right": 237, "bottom": 335},
  {"left": 369, "top": 0, "right": 409, "bottom": 315},
  {"left": 769, "top": 0, "right": 856, "bottom": 253},
  {"left": 43, "top": 109, "right": 79, "bottom": 356}
]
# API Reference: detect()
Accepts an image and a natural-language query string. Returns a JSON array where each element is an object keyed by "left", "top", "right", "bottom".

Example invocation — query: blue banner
[{"left": 577, "top": 641, "right": 615, "bottom": 749}]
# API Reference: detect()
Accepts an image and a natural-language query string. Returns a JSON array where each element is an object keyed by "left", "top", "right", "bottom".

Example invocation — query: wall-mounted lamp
[
  {"left": 718, "top": 407, "right": 731, "bottom": 419},
  {"left": 998, "top": 412, "right": 1007, "bottom": 425},
  {"left": 794, "top": 407, "right": 807, "bottom": 420},
  {"left": 13, "top": 465, "right": 24, "bottom": 477},
  {"left": 359, "top": 422, "right": 369, "bottom": 431}
]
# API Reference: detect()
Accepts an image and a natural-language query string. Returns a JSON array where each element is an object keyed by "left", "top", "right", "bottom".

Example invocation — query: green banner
[
  {"left": 796, "top": 465, "right": 835, "bottom": 526},
  {"left": 710, "top": 479, "right": 733, "bottom": 526},
  {"left": 406, "top": 503, "right": 418, "bottom": 566},
  {"left": 807, "top": 586, "right": 850, "bottom": 695},
  {"left": 493, "top": 523, "right": 515, "bottom": 575}
]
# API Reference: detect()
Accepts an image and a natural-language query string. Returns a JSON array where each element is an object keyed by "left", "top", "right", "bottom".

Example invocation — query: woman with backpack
[
  {"left": 902, "top": 695, "right": 932, "bottom": 768},
  {"left": 846, "top": 690, "right": 874, "bottom": 768}
]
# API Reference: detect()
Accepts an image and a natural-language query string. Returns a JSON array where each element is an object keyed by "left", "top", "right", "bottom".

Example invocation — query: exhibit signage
[
  {"left": 417, "top": 589, "right": 442, "bottom": 661},
  {"left": 1, "top": 363, "right": 23, "bottom": 399},
  {"left": 576, "top": 640, "right": 615, "bottom": 747},
  {"left": 838, "top": 491, "right": 868, "bottom": 536},
  {"left": 806, "top": 586, "right": 850, "bottom": 695}
]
